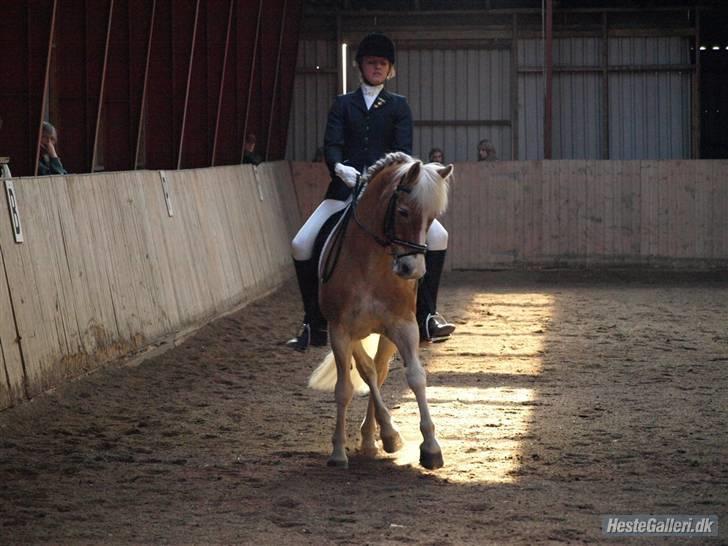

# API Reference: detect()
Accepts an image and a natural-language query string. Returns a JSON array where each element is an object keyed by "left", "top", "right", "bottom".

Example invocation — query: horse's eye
[{"left": 398, "top": 208, "right": 409, "bottom": 218}]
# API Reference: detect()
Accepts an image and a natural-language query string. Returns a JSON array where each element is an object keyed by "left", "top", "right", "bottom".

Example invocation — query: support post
[
  {"left": 92, "top": 0, "right": 115, "bottom": 172},
  {"left": 544, "top": 0, "right": 553, "bottom": 159},
  {"left": 177, "top": 0, "right": 201, "bottom": 170}
]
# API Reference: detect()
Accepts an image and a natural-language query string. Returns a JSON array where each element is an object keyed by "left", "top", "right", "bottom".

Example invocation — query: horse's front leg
[
  {"left": 328, "top": 325, "right": 354, "bottom": 468},
  {"left": 390, "top": 321, "right": 444, "bottom": 470}
]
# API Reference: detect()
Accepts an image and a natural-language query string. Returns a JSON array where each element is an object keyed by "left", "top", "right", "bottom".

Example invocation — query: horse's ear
[
  {"left": 401, "top": 161, "right": 422, "bottom": 188},
  {"left": 437, "top": 164, "right": 454, "bottom": 180}
]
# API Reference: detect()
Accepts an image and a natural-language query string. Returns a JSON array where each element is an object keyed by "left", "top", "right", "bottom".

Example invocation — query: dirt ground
[{"left": 1, "top": 271, "right": 726, "bottom": 545}]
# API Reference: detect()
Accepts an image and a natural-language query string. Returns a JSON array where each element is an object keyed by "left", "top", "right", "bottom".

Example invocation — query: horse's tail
[{"left": 307, "top": 334, "right": 379, "bottom": 395}]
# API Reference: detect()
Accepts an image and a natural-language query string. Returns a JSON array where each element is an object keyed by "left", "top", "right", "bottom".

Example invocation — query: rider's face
[{"left": 360, "top": 56, "right": 391, "bottom": 86}]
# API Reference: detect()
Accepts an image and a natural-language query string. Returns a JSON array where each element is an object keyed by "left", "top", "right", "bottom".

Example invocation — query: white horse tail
[{"left": 307, "top": 334, "right": 380, "bottom": 395}]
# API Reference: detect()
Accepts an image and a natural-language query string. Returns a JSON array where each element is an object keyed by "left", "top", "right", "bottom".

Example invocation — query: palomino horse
[{"left": 308, "top": 152, "right": 453, "bottom": 470}]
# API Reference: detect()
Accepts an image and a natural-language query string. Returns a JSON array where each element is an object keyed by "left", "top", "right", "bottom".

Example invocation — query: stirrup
[
  {"left": 285, "top": 323, "right": 327, "bottom": 352},
  {"left": 422, "top": 312, "right": 455, "bottom": 343}
]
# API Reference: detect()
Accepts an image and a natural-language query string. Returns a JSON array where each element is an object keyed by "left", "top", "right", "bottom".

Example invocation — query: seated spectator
[
  {"left": 38, "top": 121, "right": 68, "bottom": 175},
  {"left": 478, "top": 138, "right": 497, "bottom": 161},
  {"left": 242, "top": 133, "right": 262, "bottom": 165},
  {"left": 428, "top": 147, "right": 444, "bottom": 164}
]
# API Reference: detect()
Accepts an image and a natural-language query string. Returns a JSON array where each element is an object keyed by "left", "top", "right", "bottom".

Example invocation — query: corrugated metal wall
[
  {"left": 286, "top": 35, "right": 692, "bottom": 162},
  {"left": 608, "top": 37, "right": 691, "bottom": 159},
  {"left": 520, "top": 38, "right": 604, "bottom": 160},
  {"left": 285, "top": 39, "right": 338, "bottom": 161},
  {"left": 387, "top": 48, "right": 512, "bottom": 163}
]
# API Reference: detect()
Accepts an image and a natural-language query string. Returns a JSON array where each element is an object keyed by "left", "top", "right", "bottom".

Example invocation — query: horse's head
[{"left": 384, "top": 159, "right": 453, "bottom": 280}]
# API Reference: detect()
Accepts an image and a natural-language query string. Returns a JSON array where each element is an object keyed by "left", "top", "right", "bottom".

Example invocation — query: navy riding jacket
[{"left": 323, "top": 87, "right": 413, "bottom": 201}]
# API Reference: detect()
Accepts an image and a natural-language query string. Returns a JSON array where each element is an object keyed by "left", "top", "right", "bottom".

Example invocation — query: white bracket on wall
[
  {"left": 253, "top": 166, "right": 265, "bottom": 202},
  {"left": 4, "top": 179, "right": 24, "bottom": 243},
  {"left": 159, "top": 170, "right": 174, "bottom": 217}
]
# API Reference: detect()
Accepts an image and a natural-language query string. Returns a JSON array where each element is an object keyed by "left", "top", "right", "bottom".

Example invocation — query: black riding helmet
[{"left": 356, "top": 33, "right": 395, "bottom": 64}]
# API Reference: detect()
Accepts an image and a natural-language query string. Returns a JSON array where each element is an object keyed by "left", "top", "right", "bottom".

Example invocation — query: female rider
[{"left": 286, "top": 32, "right": 455, "bottom": 351}]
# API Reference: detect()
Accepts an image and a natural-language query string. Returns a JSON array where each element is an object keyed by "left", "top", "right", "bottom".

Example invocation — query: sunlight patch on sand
[{"left": 389, "top": 291, "right": 554, "bottom": 483}]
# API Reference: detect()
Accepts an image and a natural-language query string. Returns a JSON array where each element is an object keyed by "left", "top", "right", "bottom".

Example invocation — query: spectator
[
  {"left": 478, "top": 138, "right": 497, "bottom": 161},
  {"left": 38, "top": 121, "right": 68, "bottom": 175},
  {"left": 242, "top": 133, "right": 262, "bottom": 165},
  {"left": 428, "top": 147, "right": 444, "bottom": 163}
]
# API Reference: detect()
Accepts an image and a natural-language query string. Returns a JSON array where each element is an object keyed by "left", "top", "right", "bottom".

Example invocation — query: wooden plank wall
[
  {"left": 0, "top": 162, "right": 297, "bottom": 409},
  {"left": 1, "top": 158, "right": 724, "bottom": 408},
  {"left": 289, "top": 159, "right": 728, "bottom": 269}
]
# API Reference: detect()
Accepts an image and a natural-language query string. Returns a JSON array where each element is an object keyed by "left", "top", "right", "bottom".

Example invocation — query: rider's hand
[{"left": 335, "top": 163, "right": 360, "bottom": 188}]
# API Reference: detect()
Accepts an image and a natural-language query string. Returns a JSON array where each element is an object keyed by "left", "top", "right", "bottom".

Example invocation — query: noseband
[{"left": 352, "top": 175, "right": 428, "bottom": 259}]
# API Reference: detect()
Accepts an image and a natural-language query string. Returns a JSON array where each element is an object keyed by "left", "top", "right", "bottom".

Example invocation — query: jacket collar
[{"left": 352, "top": 87, "right": 391, "bottom": 112}]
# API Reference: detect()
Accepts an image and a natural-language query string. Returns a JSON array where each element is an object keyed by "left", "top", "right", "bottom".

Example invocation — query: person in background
[
  {"left": 242, "top": 133, "right": 262, "bottom": 165},
  {"left": 38, "top": 121, "right": 68, "bottom": 175},
  {"left": 428, "top": 147, "right": 444, "bottom": 164},
  {"left": 477, "top": 138, "right": 497, "bottom": 161},
  {"left": 285, "top": 32, "right": 455, "bottom": 351}
]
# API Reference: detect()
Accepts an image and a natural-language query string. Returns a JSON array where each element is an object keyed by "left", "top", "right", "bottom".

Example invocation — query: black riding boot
[
  {"left": 286, "top": 259, "right": 328, "bottom": 351},
  {"left": 416, "top": 250, "right": 455, "bottom": 342}
]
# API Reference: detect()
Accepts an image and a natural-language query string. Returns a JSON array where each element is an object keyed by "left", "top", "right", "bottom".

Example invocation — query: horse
[{"left": 308, "top": 151, "right": 453, "bottom": 470}]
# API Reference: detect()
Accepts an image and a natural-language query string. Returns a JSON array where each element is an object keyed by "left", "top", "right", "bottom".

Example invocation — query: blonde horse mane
[{"left": 357, "top": 152, "right": 450, "bottom": 218}]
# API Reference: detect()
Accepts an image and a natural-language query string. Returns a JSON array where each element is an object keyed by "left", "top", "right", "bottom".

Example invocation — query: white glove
[{"left": 335, "top": 163, "right": 361, "bottom": 188}]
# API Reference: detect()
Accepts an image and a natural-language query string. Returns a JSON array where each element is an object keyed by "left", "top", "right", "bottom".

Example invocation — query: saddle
[{"left": 316, "top": 205, "right": 351, "bottom": 283}]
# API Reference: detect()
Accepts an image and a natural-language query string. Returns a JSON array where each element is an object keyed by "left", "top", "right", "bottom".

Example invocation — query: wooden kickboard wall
[
  {"left": 2, "top": 158, "right": 726, "bottom": 408},
  {"left": 0, "top": 162, "right": 298, "bottom": 409},
  {"left": 289, "top": 160, "right": 728, "bottom": 269}
]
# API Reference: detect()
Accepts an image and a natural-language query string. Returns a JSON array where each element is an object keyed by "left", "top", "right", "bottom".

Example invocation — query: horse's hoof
[
  {"left": 419, "top": 446, "right": 444, "bottom": 470},
  {"left": 327, "top": 457, "right": 349, "bottom": 469},
  {"left": 359, "top": 443, "right": 379, "bottom": 457},
  {"left": 381, "top": 432, "right": 404, "bottom": 453}
]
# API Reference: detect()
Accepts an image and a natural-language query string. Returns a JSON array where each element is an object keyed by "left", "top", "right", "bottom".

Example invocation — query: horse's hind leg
[
  {"left": 354, "top": 337, "right": 403, "bottom": 454},
  {"left": 352, "top": 343, "right": 379, "bottom": 456},
  {"left": 328, "top": 326, "right": 354, "bottom": 468},
  {"left": 373, "top": 336, "right": 404, "bottom": 453},
  {"left": 390, "top": 322, "right": 444, "bottom": 470}
]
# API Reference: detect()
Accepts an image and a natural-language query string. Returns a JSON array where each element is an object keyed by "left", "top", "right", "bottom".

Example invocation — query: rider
[{"left": 286, "top": 32, "right": 455, "bottom": 351}]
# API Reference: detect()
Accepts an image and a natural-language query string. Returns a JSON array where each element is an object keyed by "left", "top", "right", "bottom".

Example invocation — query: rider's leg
[
  {"left": 287, "top": 199, "right": 349, "bottom": 351},
  {"left": 417, "top": 219, "right": 455, "bottom": 342}
]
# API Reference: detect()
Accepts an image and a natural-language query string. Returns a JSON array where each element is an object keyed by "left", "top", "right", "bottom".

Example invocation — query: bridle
[
  {"left": 352, "top": 173, "right": 428, "bottom": 259},
  {"left": 320, "top": 169, "right": 428, "bottom": 284}
]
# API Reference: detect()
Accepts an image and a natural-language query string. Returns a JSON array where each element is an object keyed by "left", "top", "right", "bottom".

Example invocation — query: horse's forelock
[
  {"left": 357, "top": 152, "right": 449, "bottom": 216},
  {"left": 396, "top": 161, "right": 449, "bottom": 217}
]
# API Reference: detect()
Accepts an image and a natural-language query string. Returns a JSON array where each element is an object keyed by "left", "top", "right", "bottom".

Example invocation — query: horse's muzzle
[{"left": 393, "top": 254, "right": 425, "bottom": 280}]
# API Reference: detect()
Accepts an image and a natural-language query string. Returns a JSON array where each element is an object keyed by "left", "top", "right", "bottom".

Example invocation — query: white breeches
[
  {"left": 291, "top": 199, "right": 449, "bottom": 261},
  {"left": 292, "top": 199, "right": 351, "bottom": 260},
  {"left": 427, "top": 218, "right": 448, "bottom": 252}
]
